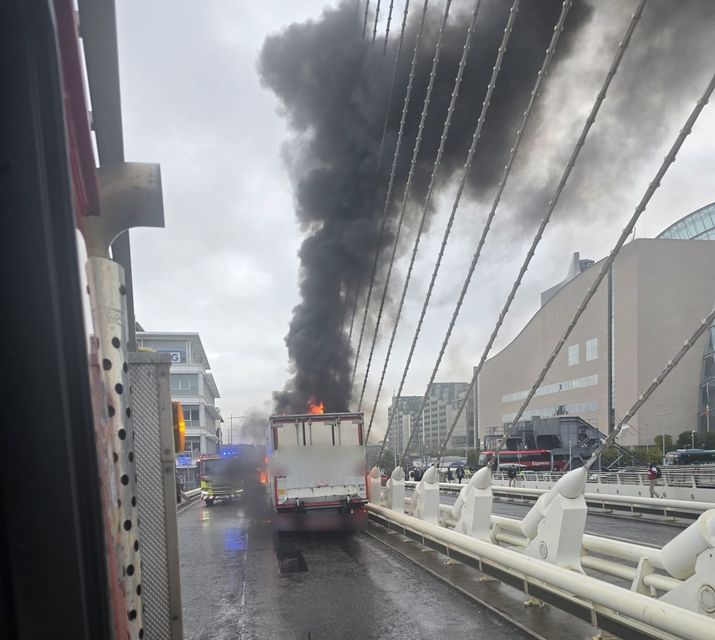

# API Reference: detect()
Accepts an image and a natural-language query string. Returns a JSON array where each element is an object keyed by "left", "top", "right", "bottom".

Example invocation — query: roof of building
[
  {"left": 657, "top": 201, "right": 715, "bottom": 240},
  {"left": 136, "top": 331, "right": 211, "bottom": 369}
]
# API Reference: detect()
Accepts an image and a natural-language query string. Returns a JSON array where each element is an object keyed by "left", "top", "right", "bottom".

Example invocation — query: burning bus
[{"left": 267, "top": 404, "right": 368, "bottom": 531}]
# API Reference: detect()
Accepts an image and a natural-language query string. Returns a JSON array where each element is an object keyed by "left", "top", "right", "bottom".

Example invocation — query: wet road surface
[{"left": 178, "top": 497, "right": 534, "bottom": 640}]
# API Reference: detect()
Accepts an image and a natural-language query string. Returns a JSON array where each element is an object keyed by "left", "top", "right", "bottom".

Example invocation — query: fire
[{"left": 307, "top": 399, "right": 325, "bottom": 414}]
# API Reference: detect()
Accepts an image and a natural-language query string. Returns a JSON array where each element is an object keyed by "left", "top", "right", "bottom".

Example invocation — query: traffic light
[{"left": 172, "top": 401, "right": 186, "bottom": 453}]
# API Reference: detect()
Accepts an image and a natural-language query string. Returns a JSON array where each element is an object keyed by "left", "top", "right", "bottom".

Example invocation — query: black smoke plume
[
  {"left": 260, "top": 0, "right": 590, "bottom": 413},
  {"left": 259, "top": 0, "right": 713, "bottom": 414}
]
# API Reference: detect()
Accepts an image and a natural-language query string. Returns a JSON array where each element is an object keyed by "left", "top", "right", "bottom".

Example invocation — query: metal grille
[{"left": 130, "top": 353, "right": 182, "bottom": 639}]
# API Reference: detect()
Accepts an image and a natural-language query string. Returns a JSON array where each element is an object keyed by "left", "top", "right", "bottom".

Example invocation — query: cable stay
[
  {"left": 585, "top": 305, "right": 715, "bottom": 468},
  {"left": 363, "top": 0, "right": 517, "bottom": 442},
  {"left": 372, "top": 0, "right": 574, "bottom": 461},
  {"left": 493, "top": 64, "right": 715, "bottom": 462},
  {"left": 382, "top": 1, "right": 396, "bottom": 57},
  {"left": 348, "top": 0, "right": 412, "bottom": 344},
  {"left": 433, "top": 5, "right": 715, "bottom": 471},
  {"left": 362, "top": 0, "right": 371, "bottom": 38},
  {"left": 355, "top": 0, "right": 456, "bottom": 412},
  {"left": 390, "top": 0, "right": 647, "bottom": 469},
  {"left": 350, "top": 0, "right": 431, "bottom": 392},
  {"left": 372, "top": 0, "right": 382, "bottom": 43}
]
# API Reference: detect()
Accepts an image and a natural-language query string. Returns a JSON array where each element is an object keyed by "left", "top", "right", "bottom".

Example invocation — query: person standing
[
  {"left": 647, "top": 461, "right": 661, "bottom": 498},
  {"left": 507, "top": 465, "right": 517, "bottom": 487},
  {"left": 456, "top": 465, "right": 465, "bottom": 484},
  {"left": 447, "top": 468, "right": 454, "bottom": 483}
]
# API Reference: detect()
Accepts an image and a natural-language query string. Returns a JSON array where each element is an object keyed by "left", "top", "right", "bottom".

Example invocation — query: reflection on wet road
[{"left": 178, "top": 498, "right": 532, "bottom": 640}]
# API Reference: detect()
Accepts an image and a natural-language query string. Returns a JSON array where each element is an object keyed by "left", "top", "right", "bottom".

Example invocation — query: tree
[
  {"left": 466, "top": 449, "right": 480, "bottom": 469},
  {"left": 675, "top": 430, "right": 715, "bottom": 449}
]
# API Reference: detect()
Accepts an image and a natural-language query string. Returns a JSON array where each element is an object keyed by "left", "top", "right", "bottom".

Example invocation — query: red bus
[{"left": 478, "top": 449, "right": 561, "bottom": 471}]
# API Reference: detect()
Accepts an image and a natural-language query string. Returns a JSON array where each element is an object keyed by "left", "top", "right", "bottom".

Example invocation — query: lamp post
[
  {"left": 228, "top": 415, "right": 245, "bottom": 445},
  {"left": 619, "top": 424, "right": 631, "bottom": 466},
  {"left": 691, "top": 430, "right": 696, "bottom": 450},
  {"left": 656, "top": 408, "right": 671, "bottom": 459}
]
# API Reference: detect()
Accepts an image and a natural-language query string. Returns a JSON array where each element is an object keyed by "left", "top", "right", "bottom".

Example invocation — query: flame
[{"left": 308, "top": 399, "right": 325, "bottom": 414}]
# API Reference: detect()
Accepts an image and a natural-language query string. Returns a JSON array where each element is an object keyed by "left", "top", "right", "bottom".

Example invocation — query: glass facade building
[
  {"left": 657, "top": 202, "right": 715, "bottom": 240},
  {"left": 699, "top": 321, "right": 715, "bottom": 434}
]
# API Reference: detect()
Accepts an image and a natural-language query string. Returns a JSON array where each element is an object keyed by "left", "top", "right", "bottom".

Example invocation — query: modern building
[
  {"left": 136, "top": 331, "right": 223, "bottom": 487},
  {"left": 478, "top": 203, "right": 715, "bottom": 447},
  {"left": 387, "top": 382, "right": 476, "bottom": 457},
  {"left": 656, "top": 203, "right": 715, "bottom": 435}
]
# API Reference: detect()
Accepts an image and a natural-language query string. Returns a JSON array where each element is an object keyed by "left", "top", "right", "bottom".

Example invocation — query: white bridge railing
[
  {"left": 368, "top": 465, "right": 715, "bottom": 640},
  {"left": 485, "top": 467, "right": 715, "bottom": 503},
  {"left": 408, "top": 480, "right": 713, "bottom": 521}
]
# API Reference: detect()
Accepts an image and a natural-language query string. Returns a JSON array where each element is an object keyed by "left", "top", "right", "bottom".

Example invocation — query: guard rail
[{"left": 406, "top": 481, "right": 712, "bottom": 521}]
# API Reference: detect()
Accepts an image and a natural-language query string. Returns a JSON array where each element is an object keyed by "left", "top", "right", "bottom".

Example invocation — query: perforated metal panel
[{"left": 129, "top": 352, "right": 183, "bottom": 640}]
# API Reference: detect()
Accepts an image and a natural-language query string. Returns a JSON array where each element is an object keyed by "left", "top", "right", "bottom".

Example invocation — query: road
[{"left": 178, "top": 496, "right": 534, "bottom": 640}]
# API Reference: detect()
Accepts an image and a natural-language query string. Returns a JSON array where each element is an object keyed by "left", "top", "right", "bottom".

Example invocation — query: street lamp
[
  {"left": 691, "top": 430, "right": 696, "bottom": 450},
  {"left": 228, "top": 415, "right": 245, "bottom": 445},
  {"left": 618, "top": 424, "right": 631, "bottom": 465}
]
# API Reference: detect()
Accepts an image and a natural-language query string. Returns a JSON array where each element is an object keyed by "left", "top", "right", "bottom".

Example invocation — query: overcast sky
[{"left": 114, "top": 0, "right": 715, "bottom": 443}]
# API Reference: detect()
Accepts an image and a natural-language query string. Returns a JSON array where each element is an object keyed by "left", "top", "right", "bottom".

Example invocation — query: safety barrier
[
  {"left": 177, "top": 489, "right": 201, "bottom": 514},
  {"left": 487, "top": 468, "right": 715, "bottom": 503},
  {"left": 369, "top": 466, "right": 715, "bottom": 639},
  {"left": 407, "top": 480, "right": 713, "bottom": 521}
]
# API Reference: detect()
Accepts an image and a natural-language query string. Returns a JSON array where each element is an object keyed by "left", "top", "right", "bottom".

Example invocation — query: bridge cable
[
  {"left": 349, "top": 0, "right": 432, "bottom": 390},
  {"left": 347, "top": 0, "right": 409, "bottom": 344},
  {"left": 585, "top": 307, "right": 715, "bottom": 468},
  {"left": 382, "top": 0, "right": 396, "bottom": 57},
  {"left": 396, "top": 0, "right": 647, "bottom": 469},
  {"left": 372, "top": 0, "right": 573, "bottom": 462},
  {"left": 372, "top": 0, "right": 382, "bottom": 43},
  {"left": 494, "top": 64, "right": 715, "bottom": 465},
  {"left": 348, "top": 0, "right": 416, "bottom": 343},
  {"left": 362, "top": 0, "right": 371, "bottom": 38},
  {"left": 356, "top": 0, "right": 456, "bottom": 410},
  {"left": 363, "top": 0, "right": 516, "bottom": 442}
]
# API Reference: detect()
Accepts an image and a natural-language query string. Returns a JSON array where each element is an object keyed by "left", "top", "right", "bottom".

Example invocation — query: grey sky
[{"left": 115, "top": 0, "right": 715, "bottom": 443}]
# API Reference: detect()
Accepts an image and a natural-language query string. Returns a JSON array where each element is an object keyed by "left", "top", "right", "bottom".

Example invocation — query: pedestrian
[
  {"left": 414, "top": 467, "right": 422, "bottom": 481},
  {"left": 507, "top": 465, "right": 517, "bottom": 487},
  {"left": 456, "top": 465, "right": 465, "bottom": 484},
  {"left": 447, "top": 468, "right": 454, "bottom": 483},
  {"left": 464, "top": 467, "right": 472, "bottom": 480},
  {"left": 175, "top": 472, "right": 182, "bottom": 504},
  {"left": 647, "top": 461, "right": 661, "bottom": 498}
]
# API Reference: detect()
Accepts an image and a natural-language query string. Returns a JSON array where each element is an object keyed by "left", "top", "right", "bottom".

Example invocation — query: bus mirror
[{"left": 172, "top": 401, "right": 186, "bottom": 453}]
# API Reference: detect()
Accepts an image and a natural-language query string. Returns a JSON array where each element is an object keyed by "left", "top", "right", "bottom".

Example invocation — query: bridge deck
[{"left": 178, "top": 499, "right": 536, "bottom": 640}]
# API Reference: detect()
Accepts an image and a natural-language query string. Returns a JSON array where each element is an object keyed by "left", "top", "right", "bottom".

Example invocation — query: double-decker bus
[
  {"left": 267, "top": 411, "right": 368, "bottom": 531},
  {"left": 478, "top": 448, "right": 559, "bottom": 471}
]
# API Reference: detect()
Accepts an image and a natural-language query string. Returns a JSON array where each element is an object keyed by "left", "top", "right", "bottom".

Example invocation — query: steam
[{"left": 259, "top": 0, "right": 714, "bottom": 414}]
